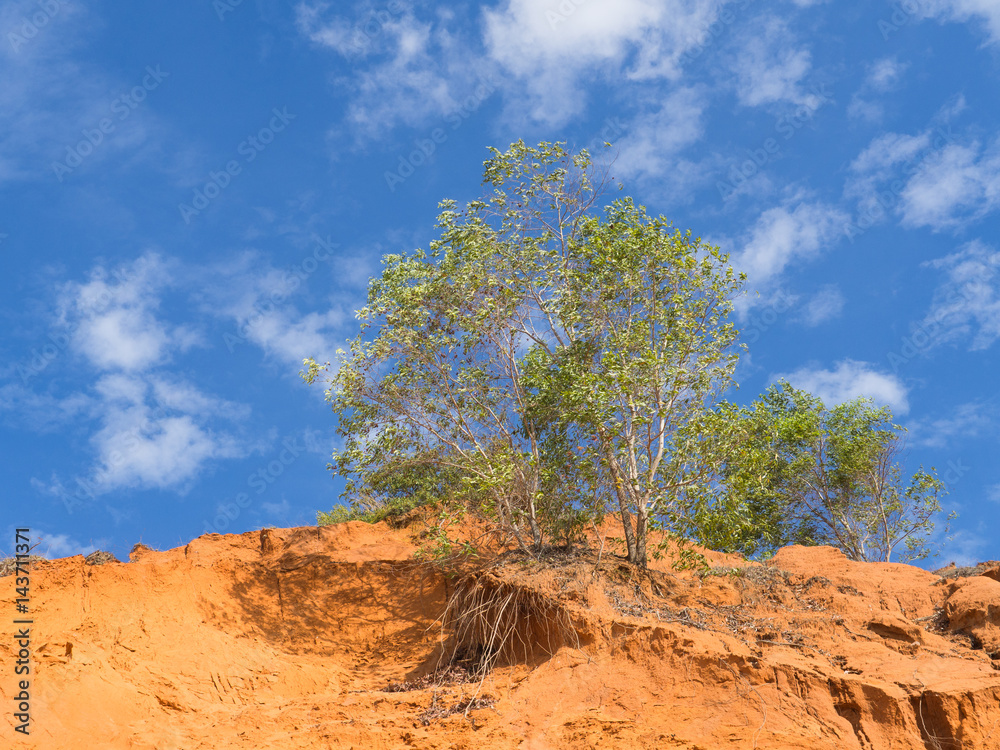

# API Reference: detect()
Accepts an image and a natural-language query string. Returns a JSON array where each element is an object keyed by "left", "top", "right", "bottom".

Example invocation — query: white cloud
[
  {"left": 772, "top": 360, "right": 910, "bottom": 414},
  {"left": 34, "top": 532, "right": 99, "bottom": 560},
  {"left": 199, "top": 251, "right": 346, "bottom": 368},
  {"left": 92, "top": 412, "right": 243, "bottom": 493},
  {"left": 15, "top": 252, "right": 274, "bottom": 500},
  {"left": 149, "top": 377, "right": 250, "bottom": 421},
  {"left": 937, "top": 528, "right": 988, "bottom": 567},
  {"left": 0, "top": 1, "right": 171, "bottom": 184},
  {"left": 485, "top": 0, "right": 668, "bottom": 75},
  {"left": 240, "top": 309, "right": 345, "bottom": 366},
  {"left": 730, "top": 20, "right": 818, "bottom": 108},
  {"left": 922, "top": 240, "right": 1000, "bottom": 350},
  {"left": 916, "top": 0, "right": 1000, "bottom": 44},
  {"left": 799, "top": 285, "right": 844, "bottom": 326},
  {"left": 299, "top": 0, "right": 733, "bottom": 134},
  {"left": 484, "top": 0, "right": 725, "bottom": 90},
  {"left": 907, "top": 400, "right": 997, "bottom": 449},
  {"left": 0, "top": 384, "right": 93, "bottom": 431},
  {"left": 847, "top": 57, "right": 908, "bottom": 122},
  {"left": 867, "top": 57, "right": 908, "bottom": 91},
  {"left": 987, "top": 483, "right": 1000, "bottom": 504},
  {"left": 56, "top": 253, "right": 201, "bottom": 372},
  {"left": 899, "top": 138, "right": 1000, "bottom": 231},
  {"left": 613, "top": 87, "right": 709, "bottom": 181},
  {"left": 733, "top": 200, "right": 848, "bottom": 289},
  {"left": 53, "top": 373, "right": 252, "bottom": 495},
  {"left": 484, "top": 0, "right": 726, "bottom": 126},
  {"left": 848, "top": 131, "right": 931, "bottom": 181},
  {"left": 842, "top": 118, "right": 989, "bottom": 229},
  {"left": 297, "top": 3, "right": 487, "bottom": 138}
]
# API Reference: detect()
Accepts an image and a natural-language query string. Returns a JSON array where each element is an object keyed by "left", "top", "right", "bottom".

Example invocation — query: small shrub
[{"left": 317, "top": 496, "right": 422, "bottom": 527}]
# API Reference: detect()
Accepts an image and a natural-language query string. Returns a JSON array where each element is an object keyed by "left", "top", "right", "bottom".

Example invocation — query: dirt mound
[{"left": 3, "top": 523, "right": 1000, "bottom": 749}]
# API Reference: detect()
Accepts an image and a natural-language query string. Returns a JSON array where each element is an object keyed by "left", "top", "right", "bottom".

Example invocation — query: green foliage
[
  {"left": 703, "top": 381, "right": 952, "bottom": 563},
  {"left": 317, "top": 495, "right": 422, "bottom": 526},
  {"left": 667, "top": 536, "right": 711, "bottom": 573},
  {"left": 303, "top": 140, "right": 744, "bottom": 567}
]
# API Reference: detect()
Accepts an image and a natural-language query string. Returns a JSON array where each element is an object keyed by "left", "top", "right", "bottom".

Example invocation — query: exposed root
[
  {"left": 418, "top": 694, "right": 496, "bottom": 725},
  {"left": 436, "top": 570, "right": 580, "bottom": 678}
]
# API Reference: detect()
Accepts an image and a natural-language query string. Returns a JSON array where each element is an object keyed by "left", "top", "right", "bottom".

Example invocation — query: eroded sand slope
[{"left": 3, "top": 522, "right": 1000, "bottom": 749}]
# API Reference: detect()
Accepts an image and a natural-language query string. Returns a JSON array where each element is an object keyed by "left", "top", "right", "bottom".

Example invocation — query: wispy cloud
[
  {"left": 847, "top": 56, "right": 908, "bottom": 122},
  {"left": 772, "top": 359, "right": 910, "bottom": 415},
  {"left": 196, "top": 248, "right": 347, "bottom": 368},
  {"left": 899, "top": 137, "right": 1000, "bottom": 231},
  {"left": 732, "top": 199, "right": 847, "bottom": 294},
  {"left": 34, "top": 531, "right": 100, "bottom": 559},
  {"left": 55, "top": 253, "right": 201, "bottom": 372},
  {"left": 917, "top": 0, "right": 1000, "bottom": 44},
  {"left": 613, "top": 86, "right": 709, "bottom": 182},
  {"left": 729, "top": 19, "right": 818, "bottom": 109},
  {"left": 0, "top": 384, "right": 93, "bottom": 431},
  {"left": 906, "top": 399, "right": 998, "bottom": 449},
  {"left": 297, "top": 3, "right": 487, "bottom": 140},
  {"left": 0, "top": 1, "right": 172, "bottom": 184},
  {"left": 842, "top": 107, "right": 979, "bottom": 232},
  {"left": 298, "top": 0, "right": 735, "bottom": 136},
  {"left": 799, "top": 284, "right": 844, "bottom": 326},
  {"left": 922, "top": 240, "right": 1000, "bottom": 350}
]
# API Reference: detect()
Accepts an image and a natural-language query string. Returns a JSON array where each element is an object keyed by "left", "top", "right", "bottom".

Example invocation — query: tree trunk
[
  {"left": 633, "top": 503, "right": 649, "bottom": 569},
  {"left": 618, "top": 503, "right": 637, "bottom": 564}
]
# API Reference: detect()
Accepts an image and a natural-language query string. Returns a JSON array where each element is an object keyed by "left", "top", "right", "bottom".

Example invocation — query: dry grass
[
  {"left": 85, "top": 550, "right": 120, "bottom": 565},
  {"left": 935, "top": 560, "right": 1000, "bottom": 580},
  {"left": 384, "top": 665, "right": 475, "bottom": 693},
  {"left": 0, "top": 555, "right": 47, "bottom": 578},
  {"left": 418, "top": 694, "right": 496, "bottom": 725}
]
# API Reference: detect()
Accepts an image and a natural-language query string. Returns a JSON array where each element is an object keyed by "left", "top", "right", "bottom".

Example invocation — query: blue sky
[{"left": 1, "top": 0, "right": 997, "bottom": 565}]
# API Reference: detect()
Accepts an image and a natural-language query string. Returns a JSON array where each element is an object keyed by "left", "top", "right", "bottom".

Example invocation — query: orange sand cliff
[{"left": 3, "top": 522, "right": 1000, "bottom": 749}]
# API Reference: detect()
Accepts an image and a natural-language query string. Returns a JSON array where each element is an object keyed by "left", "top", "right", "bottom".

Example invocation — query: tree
[
  {"left": 708, "top": 381, "right": 951, "bottom": 563},
  {"left": 540, "top": 202, "right": 744, "bottom": 567},
  {"left": 303, "top": 140, "right": 744, "bottom": 567}
]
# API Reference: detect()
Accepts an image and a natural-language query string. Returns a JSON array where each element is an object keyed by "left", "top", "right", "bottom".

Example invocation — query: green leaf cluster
[{"left": 700, "top": 381, "right": 952, "bottom": 562}]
